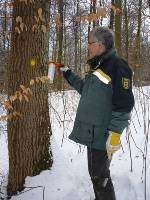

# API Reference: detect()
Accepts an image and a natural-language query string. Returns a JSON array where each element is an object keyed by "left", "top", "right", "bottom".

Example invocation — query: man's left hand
[{"left": 106, "top": 131, "right": 121, "bottom": 159}]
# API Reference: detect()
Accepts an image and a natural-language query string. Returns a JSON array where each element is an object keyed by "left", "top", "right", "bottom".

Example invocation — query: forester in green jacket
[{"left": 58, "top": 27, "right": 134, "bottom": 200}]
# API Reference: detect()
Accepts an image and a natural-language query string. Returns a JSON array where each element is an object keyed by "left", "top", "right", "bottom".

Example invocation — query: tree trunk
[
  {"left": 7, "top": 0, "right": 52, "bottom": 196},
  {"left": 56, "top": 0, "right": 64, "bottom": 90},
  {"left": 74, "top": 0, "right": 79, "bottom": 73},
  {"left": 124, "top": 0, "right": 129, "bottom": 61},
  {"left": 115, "top": 0, "right": 122, "bottom": 56},
  {"left": 133, "top": 0, "right": 142, "bottom": 85},
  {"left": 109, "top": 0, "right": 115, "bottom": 29},
  {"left": 93, "top": 0, "right": 97, "bottom": 28}
]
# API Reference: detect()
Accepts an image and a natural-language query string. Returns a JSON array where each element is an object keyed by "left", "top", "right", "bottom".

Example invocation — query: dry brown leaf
[
  {"left": 26, "top": 88, "right": 32, "bottom": 96},
  {"left": 97, "top": 7, "right": 106, "bottom": 17},
  {"left": 16, "top": 16, "right": 22, "bottom": 23},
  {"left": 15, "top": 27, "right": 21, "bottom": 34},
  {"left": 36, "top": 77, "right": 40, "bottom": 83},
  {"left": 32, "top": 24, "right": 38, "bottom": 32},
  {"left": 30, "top": 79, "right": 35, "bottom": 85},
  {"left": 0, "top": 115, "right": 7, "bottom": 121},
  {"left": 23, "top": 94, "right": 29, "bottom": 102},
  {"left": 75, "top": 16, "right": 81, "bottom": 23},
  {"left": 40, "top": 77, "right": 46, "bottom": 83},
  {"left": 3, "top": 100, "right": 13, "bottom": 110},
  {"left": 38, "top": 8, "right": 43, "bottom": 19},
  {"left": 34, "top": 16, "right": 39, "bottom": 23},
  {"left": 41, "top": 25, "right": 47, "bottom": 33},
  {"left": 20, "top": 23, "right": 24, "bottom": 31},
  {"left": 15, "top": 91, "right": 22, "bottom": 97},
  {"left": 20, "top": 85, "right": 26, "bottom": 91},
  {"left": 7, "top": 114, "right": 13, "bottom": 120},
  {"left": 9, "top": 95, "right": 17, "bottom": 102},
  {"left": 19, "top": 94, "right": 23, "bottom": 102}
]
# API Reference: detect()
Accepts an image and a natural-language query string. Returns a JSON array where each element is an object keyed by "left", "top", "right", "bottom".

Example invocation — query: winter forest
[{"left": 0, "top": 0, "right": 150, "bottom": 200}]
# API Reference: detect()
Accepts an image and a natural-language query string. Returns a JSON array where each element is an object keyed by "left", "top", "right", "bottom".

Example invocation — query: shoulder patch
[{"left": 122, "top": 78, "right": 131, "bottom": 89}]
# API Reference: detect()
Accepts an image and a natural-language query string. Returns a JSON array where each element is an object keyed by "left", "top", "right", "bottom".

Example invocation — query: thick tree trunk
[{"left": 7, "top": 0, "right": 52, "bottom": 196}]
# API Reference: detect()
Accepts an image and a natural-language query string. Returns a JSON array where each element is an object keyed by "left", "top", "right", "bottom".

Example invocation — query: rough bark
[
  {"left": 109, "top": 0, "right": 115, "bottom": 30},
  {"left": 7, "top": 0, "right": 52, "bottom": 196},
  {"left": 115, "top": 0, "right": 122, "bottom": 56},
  {"left": 56, "top": 0, "right": 64, "bottom": 90}
]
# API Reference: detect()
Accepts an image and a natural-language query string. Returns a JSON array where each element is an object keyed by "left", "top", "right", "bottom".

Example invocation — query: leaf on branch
[
  {"left": 42, "top": 76, "right": 49, "bottom": 81},
  {"left": 111, "top": 5, "right": 122, "bottom": 15},
  {"left": 39, "top": 77, "right": 46, "bottom": 83},
  {"left": 15, "top": 27, "right": 21, "bottom": 34},
  {"left": 36, "top": 77, "right": 40, "bottom": 83},
  {"left": 30, "top": 79, "right": 35, "bottom": 85},
  {"left": 96, "top": 7, "right": 106, "bottom": 17},
  {"left": 12, "top": 111, "right": 22, "bottom": 118},
  {"left": 3, "top": 100, "right": 13, "bottom": 110},
  {"left": 54, "top": 14, "right": 62, "bottom": 27},
  {"left": 15, "top": 91, "right": 22, "bottom": 97},
  {"left": 20, "top": 23, "right": 24, "bottom": 31},
  {"left": 38, "top": 8, "right": 43, "bottom": 20},
  {"left": 26, "top": 88, "right": 33, "bottom": 96},
  {"left": 23, "top": 94, "right": 29, "bottom": 102},
  {"left": 0, "top": 115, "right": 7, "bottom": 121},
  {"left": 90, "top": 13, "right": 97, "bottom": 21},
  {"left": 7, "top": 113, "right": 13, "bottom": 120},
  {"left": 32, "top": 24, "right": 38, "bottom": 32},
  {"left": 20, "top": 85, "right": 26, "bottom": 91},
  {"left": 19, "top": 94, "right": 23, "bottom": 102},
  {"left": 16, "top": 16, "right": 22, "bottom": 23},
  {"left": 76, "top": 16, "right": 81, "bottom": 23},
  {"left": 41, "top": 25, "right": 47, "bottom": 33},
  {"left": 9, "top": 95, "right": 17, "bottom": 102},
  {"left": 34, "top": 16, "right": 39, "bottom": 23}
]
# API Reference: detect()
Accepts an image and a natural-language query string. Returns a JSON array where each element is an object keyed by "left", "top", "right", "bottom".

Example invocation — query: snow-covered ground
[{"left": 0, "top": 88, "right": 150, "bottom": 200}]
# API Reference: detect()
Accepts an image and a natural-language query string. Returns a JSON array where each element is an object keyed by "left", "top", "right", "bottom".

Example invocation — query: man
[{"left": 58, "top": 27, "right": 134, "bottom": 200}]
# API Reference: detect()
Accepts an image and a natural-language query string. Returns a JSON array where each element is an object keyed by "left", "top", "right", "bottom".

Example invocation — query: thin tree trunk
[
  {"left": 93, "top": 0, "right": 97, "bottom": 27},
  {"left": 56, "top": 0, "right": 64, "bottom": 90},
  {"left": 133, "top": 0, "right": 142, "bottom": 85},
  {"left": 115, "top": 0, "right": 122, "bottom": 56},
  {"left": 7, "top": 1, "right": 52, "bottom": 196},
  {"left": 124, "top": 0, "right": 129, "bottom": 61},
  {"left": 88, "top": 0, "right": 93, "bottom": 40},
  {"left": 74, "top": 0, "right": 79, "bottom": 73},
  {"left": 109, "top": 0, "right": 115, "bottom": 29}
]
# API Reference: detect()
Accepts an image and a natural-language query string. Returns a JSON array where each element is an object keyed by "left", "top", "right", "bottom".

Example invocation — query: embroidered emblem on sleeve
[{"left": 122, "top": 78, "right": 131, "bottom": 89}]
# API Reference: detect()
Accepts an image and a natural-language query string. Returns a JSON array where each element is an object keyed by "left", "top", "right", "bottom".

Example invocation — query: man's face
[{"left": 88, "top": 32, "right": 106, "bottom": 59}]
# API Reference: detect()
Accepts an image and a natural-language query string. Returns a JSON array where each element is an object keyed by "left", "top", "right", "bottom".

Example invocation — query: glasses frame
[{"left": 88, "top": 41, "right": 98, "bottom": 45}]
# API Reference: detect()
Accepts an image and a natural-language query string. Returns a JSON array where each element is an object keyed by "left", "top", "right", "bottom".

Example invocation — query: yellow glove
[{"left": 106, "top": 131, "right": 121, "bottom": 159}]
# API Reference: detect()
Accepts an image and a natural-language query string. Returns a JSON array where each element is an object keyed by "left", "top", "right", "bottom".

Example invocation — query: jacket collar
[{"left": 87, "top": 48, "right": 117, "bottom": 71}]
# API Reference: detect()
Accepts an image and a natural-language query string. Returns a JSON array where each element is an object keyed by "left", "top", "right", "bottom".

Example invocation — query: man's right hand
[
  {"left": 59, "top": 66, "right": 70, "bottom": 72},
  {"left": 55, "top": 63, "right": 69, "bottom": 72}
]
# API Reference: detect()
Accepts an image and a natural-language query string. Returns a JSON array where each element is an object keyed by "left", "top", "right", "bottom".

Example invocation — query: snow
[{"left": 0, "top": 88, "right": 150, "bottom": 200}]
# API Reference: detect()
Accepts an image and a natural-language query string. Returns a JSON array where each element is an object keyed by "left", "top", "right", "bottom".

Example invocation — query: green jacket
[{"left": 63, "top": 49, "right": 134, "bottom": 150}]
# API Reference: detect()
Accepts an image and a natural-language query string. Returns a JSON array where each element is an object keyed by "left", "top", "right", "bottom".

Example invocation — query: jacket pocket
[{"left": 71, "top": 120, "right": 93, "bottom": 143}]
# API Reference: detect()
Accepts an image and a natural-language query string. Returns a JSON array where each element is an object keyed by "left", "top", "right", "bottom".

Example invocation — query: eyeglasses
[{"left": 88, "top": 41, "right": 98, "bottom": 45}]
